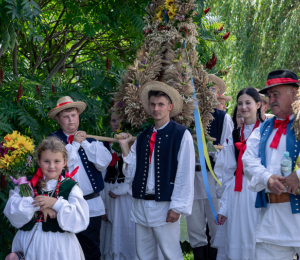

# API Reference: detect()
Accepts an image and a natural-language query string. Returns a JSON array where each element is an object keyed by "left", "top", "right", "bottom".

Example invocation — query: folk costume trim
[
  {"left": 234, "top": 119, "right": 260, "bottom": 192},
  {"left": 270, "top": 116, "right": 289, "bottom": 149}
]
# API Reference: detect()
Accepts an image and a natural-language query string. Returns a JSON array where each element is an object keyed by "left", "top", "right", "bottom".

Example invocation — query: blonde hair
[{"left": 36, "top": 137, "right": 68, "bottom": 189}]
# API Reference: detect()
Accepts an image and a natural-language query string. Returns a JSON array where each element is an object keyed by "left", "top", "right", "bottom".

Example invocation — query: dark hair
[
  {"left": 148, "top": 90, "right": 172, "bottom": 104},
  {"left": 236, "top": 87, "right": 264, "bottom": 123},
  {"left": 232, "top": 105, "right": 238, "bottom": 129}
]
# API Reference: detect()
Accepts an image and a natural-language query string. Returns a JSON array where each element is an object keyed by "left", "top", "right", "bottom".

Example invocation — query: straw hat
[
  {"left": 217, "top": 94, "right": 232, "bottom": 102},
  {"left": 140, "top": 81, "right": 183, "bottom": 118},
  {"left": 208, "top": 74, "right": 226, "bottom": 96},
  {"left": 255, "top": 88, "right": 269, "bottom": 104},
  {"left": 47, "top": 96, "right": 87, "bottom": 119}
]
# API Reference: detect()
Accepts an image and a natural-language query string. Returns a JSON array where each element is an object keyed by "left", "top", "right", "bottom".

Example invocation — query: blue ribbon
[{"left": 183, "top": 41, "right": 219, "bottom": 223}]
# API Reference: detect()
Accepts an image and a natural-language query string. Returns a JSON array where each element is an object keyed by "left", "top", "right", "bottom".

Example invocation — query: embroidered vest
[
  {"left": 48, "top": 129, "right": 104, "bottom": 192},
  {"left": 207, "top": 108, "right": 226, "bottom": 145},
  {"left": 20, "top": 178, "right": 77, "bottom": 232},
  {"left": 132, "top": 120, "right": 188, "bottom": 201},
  {"left": 255, "top": 117, "right": 300, "bottom": 214},
  {"left": 103, "top": 142, "right": 125, "bottom": 184}
]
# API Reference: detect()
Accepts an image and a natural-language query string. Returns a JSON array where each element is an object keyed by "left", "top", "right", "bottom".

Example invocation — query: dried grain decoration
[{"left": 112, "top": 0, "right": 217, "bottom": 132}]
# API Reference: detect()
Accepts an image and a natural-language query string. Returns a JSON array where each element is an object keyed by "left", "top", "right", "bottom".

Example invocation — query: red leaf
[
  {"left": 222, "top": 31, "right": 231, "bottom": 40},
  {"left": 36, "top": 85, "right": 41, "bottom": 95},
  {"left": 206, "top": 53, "right": 217, "bottom": 70},
  {"left": 106, "top": 57, "right": 110, "bottom": 71},
  {"left": 0, "top": 67, "right": 3, "bottom": 85},
  {"left": 204, "top": 7, "right": 211, "bottom": 15},
  {"left": 51, "top": 83, "right": 55, "bottom": 94},
  {"left": 16, "top": 83, "right": 23, "bottom": 102},
  {"left": 219, "top": 25, "right": 224, "bottom": 31}
]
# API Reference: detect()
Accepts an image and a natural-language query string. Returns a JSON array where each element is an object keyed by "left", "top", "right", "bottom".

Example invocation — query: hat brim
[
  {"left": 140, "top": 81, "right": 183, "bottom": 118},
  {"left": 259, "top": 83, "right": 299, "bottom": 94},
  {"left": 47, "top": 102, "right": 87, "bottom": 119},
  {"left": 218, "top": 96, "right": 232, "bottom": 102},
  {"left": 208, "top": 74, "right": 226, "bottom": 95}
]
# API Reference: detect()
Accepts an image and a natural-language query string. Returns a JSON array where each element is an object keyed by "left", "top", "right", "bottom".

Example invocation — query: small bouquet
[{"left": 0, "top": 131, "right": 35, "bottom": 197}]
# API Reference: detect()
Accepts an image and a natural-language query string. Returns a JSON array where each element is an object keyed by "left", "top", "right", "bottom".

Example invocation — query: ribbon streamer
[
  {"left": 10, "top": 176, "right": 34, "bottom": 193},
  {"left": 65, "top": 166, "right": 79, "bottom": 181},
  {"left": 183, "top": 41, "right": 220, "bottom": 223}
]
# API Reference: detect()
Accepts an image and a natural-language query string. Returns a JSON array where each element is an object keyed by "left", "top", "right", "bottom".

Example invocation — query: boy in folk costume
[
  {"left": 217, "top": 94, "right": 232, "bottom": 111},
  {"left": 118, "top": 81, "right": 195, "bottom": 260},
  {"left": 47, "top": 96, "right": 112, "bottom": 260},
  {"left": 186, "top": 74, "right": 233, "bottom": 260},
  {"left": 243, "top": 69, "right": 300, "bottom": 260}
]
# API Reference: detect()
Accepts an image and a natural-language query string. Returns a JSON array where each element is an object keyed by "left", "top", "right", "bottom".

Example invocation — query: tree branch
[{"left": 46, "top": 35, "right": 89, "bottom": 81}]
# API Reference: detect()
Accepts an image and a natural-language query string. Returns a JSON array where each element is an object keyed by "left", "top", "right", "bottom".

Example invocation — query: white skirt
[
  {"left": 12, "top": 223, "right": 84, "bottom": 260},
  {"left": 213, "top": 176, "right": 260, "bottom": 260}
]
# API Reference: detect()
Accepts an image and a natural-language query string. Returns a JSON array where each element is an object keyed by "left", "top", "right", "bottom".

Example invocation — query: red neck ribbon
[
  {"left": 65, "top": 166, "right": 79, "bottom": 181},
  {"left": 234, "top": 119, "right": 260, "bottom": 192},
  {"left": 270, "top": 116, "right": 290, "bottom": 149},
  {"left": 149, "top": 131, "right": 157, "bottom": 163},
  {"left": 109, "top": 152, "right": 121, "bottom": 167},
  {"left": 30, "top": 167, "right": 44, "bottom": 188},
  {"left": 68, "top": 135, "right": 74, "bottom": 144}
]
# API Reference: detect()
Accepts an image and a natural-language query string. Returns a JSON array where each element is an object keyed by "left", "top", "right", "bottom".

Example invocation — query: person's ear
[
  {"left": 256, "top": 101, "right": 262, "bottom": 110},
  {"left": 64, "top": 159, "right": 68, "bottom": 168},
  {"left": 168, "top": 103, "right": 174, "bottom": 111}
]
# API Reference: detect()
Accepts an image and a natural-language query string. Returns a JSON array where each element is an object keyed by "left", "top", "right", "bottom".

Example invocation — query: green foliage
[{"left": 208, "top": 0, "right": 300, "bottom": 112}]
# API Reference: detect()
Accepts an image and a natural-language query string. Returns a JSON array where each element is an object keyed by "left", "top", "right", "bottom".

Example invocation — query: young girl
[
  {"left": 213, "top": 87, "right": 263, "bottom": 260},
  {"left": 4, "top": 137, "right": 89, "bottom": 260}
]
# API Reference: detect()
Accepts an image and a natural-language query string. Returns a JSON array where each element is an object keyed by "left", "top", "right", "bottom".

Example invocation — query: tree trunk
[{"left": 12, "top": 43, "right": 18, "bottom": 76}]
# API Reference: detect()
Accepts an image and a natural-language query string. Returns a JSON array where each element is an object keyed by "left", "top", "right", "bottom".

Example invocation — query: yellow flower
[
  {"left": 11, "top": 131, "right": 21, "bottom": 140},
  {"left": 168, "top": 9, "right": 176, "bottom": 20},
  {"left": 13, "top": 136, "right": 34, "bottom": 152},
  {"left": 0, "top": 154, "right": 13, "bottom": 167},
  {"left": 156, "top": 11, "right": 163, "bottom": 21},
  {"left": 165, "top": 0, "right": 174, "bottom": 7},
  {"left": 3, "top": 138, "right": 15, "bottom": 148}
]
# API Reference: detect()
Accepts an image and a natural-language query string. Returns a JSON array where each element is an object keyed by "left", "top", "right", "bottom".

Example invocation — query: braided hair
[{"left": 236, "top": 87, "right": 264, "bottom": 123}]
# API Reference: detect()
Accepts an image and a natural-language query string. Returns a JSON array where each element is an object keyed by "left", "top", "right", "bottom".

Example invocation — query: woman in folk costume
[
  {"left": 213, "top": 87, "right": 264, "bottom": 260},
  {"left": 4, "top": 137, "right": 89, "bottom": 260},
  {"left": 100, "top": 113, "right": 138, "bottom": 260}
]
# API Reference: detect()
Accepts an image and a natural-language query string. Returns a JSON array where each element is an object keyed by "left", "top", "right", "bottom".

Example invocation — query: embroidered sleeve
[
  {"left": 4, "top": 187, "right": 39, "bottom": 228},
  {"left": 122, "top": 140, "right": 137, "bottom": 185},
  {"left": 243, "top": 127, "right": 273, "bottom": 192},
  {"left": 169, "top": 130, "right": 195, "bottom": 215},
  {"left": 53, "top": 185, "right": 89, "bottom": 233}
]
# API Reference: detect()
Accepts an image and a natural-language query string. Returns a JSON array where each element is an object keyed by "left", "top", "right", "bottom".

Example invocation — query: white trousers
[
  {"left": 135, "top": 221, "right": 184, "bottom": 260},
  {"left": 255, "top": 242, "right": 300, "bottom": 260},
  {"left": 186, "top": 198, "right": 219, "bottom": 248}
]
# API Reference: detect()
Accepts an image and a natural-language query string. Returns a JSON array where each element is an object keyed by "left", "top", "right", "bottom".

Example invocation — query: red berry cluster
[
  {"left": 158, "top": 25, "right": 170, "bottom": 31},
  {"left": 143, "top": 28, "right": 153, "bottom": 37},
  {"left": 179, "top": 26, "right": 191, "bottom": 37}
]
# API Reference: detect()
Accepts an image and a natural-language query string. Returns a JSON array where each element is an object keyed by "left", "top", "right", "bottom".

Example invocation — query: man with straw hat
[
  {"left": 243, "top": 69, "right": 300, "bottom": 260},
  {"left": 186, "top": 74, "right": 233, "bottom": 260},
  {"left": 47, "top": 96, "right": 112, "bottom": 260},
  {"left": 117, "top": 81, "right": 195, "bottom": 260},
  {"left": 217, "top": 94, "right": 232, "bottom": 111}
]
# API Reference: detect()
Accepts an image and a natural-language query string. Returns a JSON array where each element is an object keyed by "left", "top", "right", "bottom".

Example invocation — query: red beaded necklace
[{"left": 33, "top": 175, "right": 62, "bottom": 197}]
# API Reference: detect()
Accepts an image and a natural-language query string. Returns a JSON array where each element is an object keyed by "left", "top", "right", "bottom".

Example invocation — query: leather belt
[
  {"left": 84, "top": 192, "right": 100, "bottom": 200},
  {"left": 144, "top": 194, "right": 155, "bottom": 200},
  {"left": 265, "top": 193, "right": 290, "bottom": 203}
]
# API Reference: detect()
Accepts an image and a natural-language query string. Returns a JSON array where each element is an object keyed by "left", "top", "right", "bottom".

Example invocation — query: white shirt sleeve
[
  {"left": 122, "top": 140, "right": 137, "bottom": 185},
  {"left": 4, "top": 187, "right": 40, "bottom": 228},
  {"left": 170, "top": 130, "right": 195, "bottom": 216},
  {"left": 52, "top": 184, "right": 89, "bottom": 233},
  {"left": 218, "top": 134, "right": 237, "bottom": 217},
  {"left": 66, "top": 142, "right": 81, "bottom": 168},
  {"left": 81, "top": 140, "right": 112, "bottom": 172},
  {"left": 220, "top": 114, "right": 234, "bottom": 145},
  {"left": 242, "top": 127, "right": 273, "bottom": 192}
]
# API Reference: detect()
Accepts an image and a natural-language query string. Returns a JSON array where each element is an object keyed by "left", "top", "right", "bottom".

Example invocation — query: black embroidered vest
[
  {"left": 103, "top": 142, "right": 125, "bottom": 184},
  {"left": 20, "top": 178, "right": 77, "bottom": 233}
]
